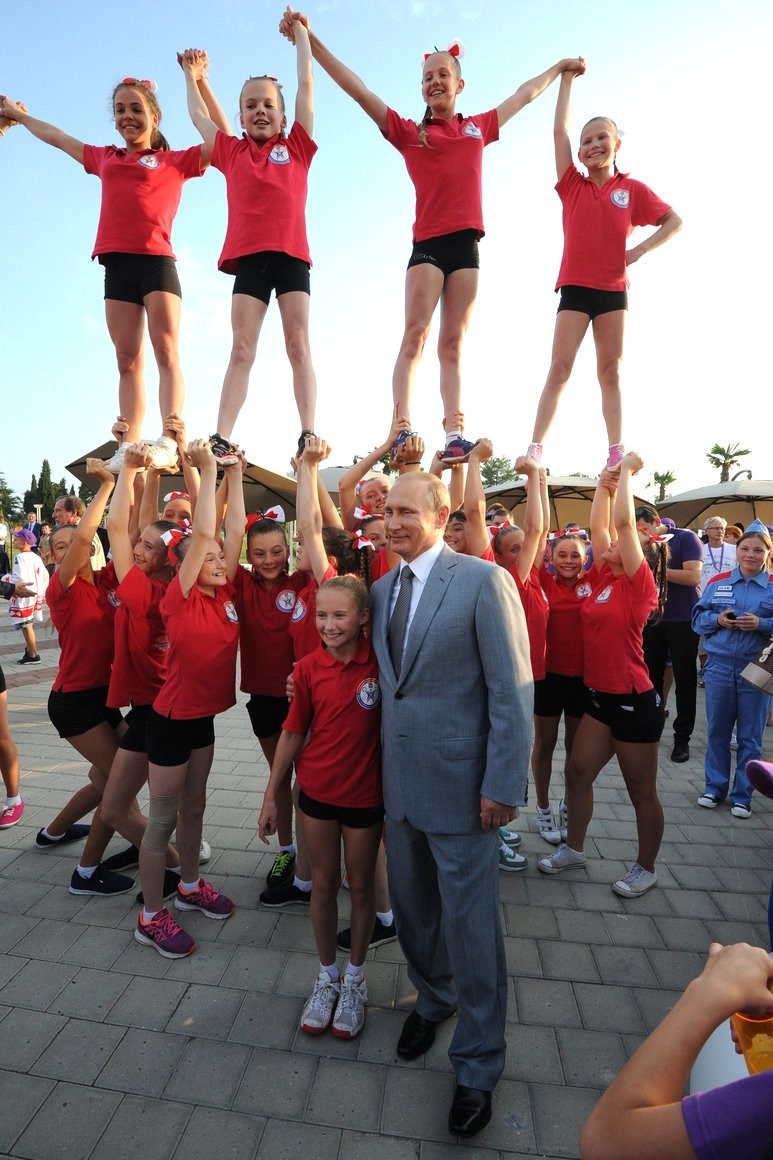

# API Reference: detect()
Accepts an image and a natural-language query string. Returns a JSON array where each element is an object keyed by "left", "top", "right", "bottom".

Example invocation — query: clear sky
[{"left": 2, "top": 0, "right": 769, "bottom": 505}]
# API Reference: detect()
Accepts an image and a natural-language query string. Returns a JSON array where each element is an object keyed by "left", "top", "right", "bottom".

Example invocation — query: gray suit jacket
[{"left": 372, "top": 546, "right": 534, "bottom": 834}]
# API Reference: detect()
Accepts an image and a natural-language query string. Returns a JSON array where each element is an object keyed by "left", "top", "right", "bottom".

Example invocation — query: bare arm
[
  {"left": 292, "top": 20, "right": 314, "bottom": 137},
  {"left": 178, "top": 49, "right": 233, "bottom": 136},
  {"left": 581, "top": 942, "right": 773, "bottom": 1160},
  {"left": 139, "top": 466, "right": 162, "bottom": 532},
  {"left": 222, "top": 458, "right": 246, "bottom": 581},
  {"left": 165, "top": 412, "right": 200, "bottom": 514},
  {"left": 667, "top": 558, "right": 702, "bottom": 586},
  {"left": 614, "top": 453, "right": 646, "bottom": 580},
  {"left": 177, "top": 441, "right": 218, "bottom": 598},
  {"left": 338, "top": 407, "right": 409, "bottom": 530},
  {"left": 57, "top": 462, "right": 115, "bottom": 590},
  {"left": 0, "top": 97, "right": 84, "bottom": 163},
  {"left": 180, "top": 54, "right": 218, "bottom": 155},
  {"left": 626, "top": 209, "right": 683, "bottom": 266},
  {"left": 511, "top": 455, "right": 546, "bottom": 581},
  {"left": 106, "top": 444, "right": 151, "bottom": 581},
  {"left": 298, "top": 437, "right": 333, "bottom": 584},
  {"left": 279, "top": 8, "right": 389, "bottom": 132},
  {"left": 464, "top": 440, "right": 493, "bottom": 558},
  {"left": 496, "top": 56, "right": 584, "bottom": 130},
  {"left": 553, "top": 70, "right": 575, "bottom": 180},
  {"left": 258, "top": 729, "right": 306, "bottom": 840},
  {"left": 589, "top": 469, "right": 616, "bottom": 568}
]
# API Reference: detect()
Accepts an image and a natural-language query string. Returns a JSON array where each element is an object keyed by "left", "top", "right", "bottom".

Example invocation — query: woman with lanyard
[{"left": 692, "top": 519, "right": 773, "bottom": 818}]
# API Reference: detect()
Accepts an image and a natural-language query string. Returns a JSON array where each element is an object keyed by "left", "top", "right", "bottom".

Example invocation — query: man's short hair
[
  {"left": 634, "top": 505, "right": 659, "bottom": 525},
  {"left": 54, "top": 495, "right": 86, "bottom": 520}
]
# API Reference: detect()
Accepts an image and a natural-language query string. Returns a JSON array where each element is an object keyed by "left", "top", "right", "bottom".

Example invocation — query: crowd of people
[{"left": 1, "top": 7, "right": 770, "bottom": 1151}]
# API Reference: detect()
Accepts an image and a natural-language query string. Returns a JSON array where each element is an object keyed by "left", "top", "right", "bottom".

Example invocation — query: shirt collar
[
  {"left": 730, "top": 565, "right": 771, "bottom": 587},
  {"left": 318, "top": 633, "right": 371, "bottom": 668},
  {"left": 398, "top": 536, "right": 444, "bottom": 584}
]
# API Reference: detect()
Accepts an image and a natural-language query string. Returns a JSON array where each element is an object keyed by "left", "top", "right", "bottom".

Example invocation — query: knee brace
[{"left": 142, "top": 792, "right": 181, "bottom": 852}]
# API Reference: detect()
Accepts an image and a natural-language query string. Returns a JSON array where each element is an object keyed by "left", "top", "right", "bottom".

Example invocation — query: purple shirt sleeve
[{"left": 682, "top": 1071, "right": 773, "bottom": 1159}]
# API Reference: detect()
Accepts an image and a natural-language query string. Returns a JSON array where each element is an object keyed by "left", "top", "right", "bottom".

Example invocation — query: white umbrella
[
  {"left": 485, "top": 475, "right": 649, "bottom": 532},
  {"left": 657, "top": 480, "right": 773, "bottom": 530}
]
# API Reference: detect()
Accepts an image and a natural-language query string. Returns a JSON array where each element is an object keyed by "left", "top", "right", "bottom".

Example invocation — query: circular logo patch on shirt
[
  {"left": 462, "top": 120, "right": 482, "bottom": 138},
  {"left": 223, "top": 600, "right": 239, "bottom": 623},
  {"left": 276, "top": 589, "right": 297, "bottom": 613},
  {"left": 595, "top": 585, "right": 613, "bottom": 604},
  {"left": 356, "top": 678, "right": 381, "bottom": 709},
  {"left": 107, "top": 590, "right": 122, "bottom": 608},
  {"left": 610, "top": 189, "right": 629, "bottom": 208},
  {"left": 137, "top": 155, "right": 160, "bottom": 169},
  {"left": 575, "top": 582, "right": 592, "bottom": 599},
  {"left": 291, "top": 596, "right": 307, "bottom": 623},
  {"left": 269, "top": 144, "right": 290, "bottom": 164}
]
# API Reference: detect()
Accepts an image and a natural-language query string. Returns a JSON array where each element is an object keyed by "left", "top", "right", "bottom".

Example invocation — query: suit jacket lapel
[{"left": 397, "top": 547, "right": 456, "bottom": 684}]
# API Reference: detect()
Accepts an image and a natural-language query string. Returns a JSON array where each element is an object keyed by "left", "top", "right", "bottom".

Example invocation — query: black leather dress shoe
[
  {"left": 396, "top": 1010, "right": 438, "bottom": 1060},
  {"left": 448, "top": 1085, "right": 492, "bottom": 1137}
]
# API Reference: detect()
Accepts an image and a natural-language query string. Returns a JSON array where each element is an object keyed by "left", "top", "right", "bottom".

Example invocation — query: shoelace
[
  {"left": 147, "top": 910, "right": 180, "bottom": 937},
  {"left": 268, "top": 853, "right": 293, "bottom": 878}
]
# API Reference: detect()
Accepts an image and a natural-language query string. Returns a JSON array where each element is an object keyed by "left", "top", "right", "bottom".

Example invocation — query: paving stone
[
  {"left": 0, "top": 912, "right": 39, "bottom": 952},
  {"left": 340, "top": 1131, "right": 421, "bottom": 1160},
  {"left": 219, "top": 944, "right": 287, "bottom": 991},
  {"left": 602, "top": 910, "right": 665, "bottom": 949},
  {"left": 307, "top": 1058, "right": 386, "bottom": 1131},
  {"left": 530, "top": 1081, "right": 599, "bottom": 1158},
  {"left": 30, "top": 1017, "right": 126, "bottom": 1083},
  {"left": 0, "top": 1070, "right": 56, "bottom": 1155},
  {"left": 667, "top": 863, "right": 724, "bottom": 891},
  {"left": 653, "top": 916, "right": 713, "bottom": 951},
  {"left": 666, "top": 889, "right": 725, "bottom": 919},
  {"left": 0, "top": 878, "right": 50, "bottom": 914},
  {"left": 13, "top": 1080, "right": 123, "bottom": 1160},
  {"left": 97, "top": 1028, "right": 187, "bottom": 1096},
  {"left": 574, "top": 981, "right": 646, "bottom": 1035},
  {"left": 228, "top": 990, "right": 303, "bottom": 1050},
  {"left": 711, "top": 891, "right": 769, "bottom": 921},
  {"left": 234, "top": 1045, "right": 317, "bottom": 1118},
  {"left": 502, "top": 902, "right": 558, "bottom": 939},
  {"left": 256, "top": 1119, "right": 341, "bottom": 1159},
  {"left": 59, "top": 924, "right": 133, "bottom": 970},
  {"left": 173, "top": 1105, "right": 265, "bottom": 1160},
  {"left": 502, "top": 1022, "right": 563, "bottom": 1084},
  {"left": 161, "top": 938, "right": 236, "bottom": 985},
  {"left": 557, "top": 1027, "right": 627, "bottom": 1089},
  {"left": 539, "top": 940, "right": 600, "bottom": 983},
  {"left": 107, "top": 975, "right": 188, "bottom": 1031},
  {"left": 89, "top": 1094, "right": 192, "bottom": 1160},
  {"left": 381, "top": 1068, "right": 456, "bottom": 1143},
  {"left": 164, "top": 981, "right": 244, "bottom": 1040},
  {"left": 0, "top": 950, "right": 28, "bottom": 989},
  {"left": 164, "top": 1037, "right": 252, "bottom": 1109},
  {"left": 591, "top": 945, "right": 659, "bottom": 988},
  {"left": 355, "top": 1007, "right": 419, "bottom": 1067},
  {"left": 0, "top": 958, "right": 79, "bottom": 1010},
  {"left": 503, "top": 935, "right": 542, "bottom": 978},
  {"left": 646, "top": 948, "right": 706, "bottom": 990},
  {"left": 0, "top": 1007, "right": 68, "bottom": 1071},
  {"left": 513, "top": 978, "right": 582, "bottom": 1029}
]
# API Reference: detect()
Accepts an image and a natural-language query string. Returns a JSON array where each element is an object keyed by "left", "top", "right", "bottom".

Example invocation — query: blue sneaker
[
  {"left": 441, "top": 437, "right": 478, "bottom": 464},
  {"left": 391, "top": 429, "right": 418, "bottom": 458}
]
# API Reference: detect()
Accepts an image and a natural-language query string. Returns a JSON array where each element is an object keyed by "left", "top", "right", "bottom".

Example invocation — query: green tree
[
  {"left": 22, "top": 459, "right": 65, "bottom": 518},
  {"left": 480, "top": 456, "right": 518, "bottom": 488},
  {"left": 706, "top": 443, "right": 751, "bottom": 483},
  {"left": 651, "top": 470, "right": 677, "bottom": 502},
  {"left": 0, "top": 473, "right": 23, "bottom": 524}
]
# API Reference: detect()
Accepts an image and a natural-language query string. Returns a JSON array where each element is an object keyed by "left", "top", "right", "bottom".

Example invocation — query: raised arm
[
  {"left": 581, "top": 942, "right": 773, "bottom": 1160},
  {"left": 338, "top": 407, "right": 409, "bottom": 530},
  {"left": 589, "top": 468, "right": 616, "bottom": 568},
  {"left": 180, "top": 54, "right": 218, "bottom": 156},
  {"left": 614, "top": 453, "right": 646, "bottom": 579},
  {"left": 0, "top": 99, "right": 27, "bottom": 138},
  {"left": 222, "top": 458, "right": 246, "bottom": 581},
  {"left": 512, "top": 455, "right": 545, "bottom": 582},
  {"left": 107, "top": 444, "right": 152, "bottom": 581},
  {"left": 279, "top": 8, "right": 389, "bottom": 133},
  {"left": 464, "top": 439, "right": 494, "bottom": 558},
  {"left": 0, "top": 97, "right": 84, "bottom": 163},
  {"left": 178, "top": 49, "right": 233, "bottom": 136},
  {"left": 292, "top": 19, "right": 314, "bottom": 137},
  {"left": 57, "top": 461, "right": 115, "bottom": 589},
  {"left": 496, "top": 56, "right": 584, "bottom": 130},
  {"left": 298, "top": 436, "right": 333, "bottom": 584},
  {"left": 553, "top": 70, "right": 576, "bottom": 180},
  {"left": 626, "top": 209, "right": 683, "bottom": 266},
  {"left": 165, "top": 412, "right": 200, "bottom": 514},
  {"left": 177, "top": 440, "right": 218, "bottom": 597}
]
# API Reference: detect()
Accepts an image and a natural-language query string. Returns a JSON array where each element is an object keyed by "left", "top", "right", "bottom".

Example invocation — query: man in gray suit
[{"left": 372, "top": 473, "right": 533, "bottom": 1138}]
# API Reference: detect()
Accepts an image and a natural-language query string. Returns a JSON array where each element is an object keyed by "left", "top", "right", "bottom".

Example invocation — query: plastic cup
[{"left": 731, "top": 1010, "right": 773, "bottom": 1074}]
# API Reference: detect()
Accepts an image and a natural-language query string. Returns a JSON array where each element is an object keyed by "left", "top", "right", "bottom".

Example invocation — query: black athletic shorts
[
  {"left": 47, "top": 686, "right": 124, "bottom": 739},
  {"left": 585, "top": 687, "right": 665, "bottom": 744},
  {"left": 407, "top": 229, "right": 480, "bottom": 276},
  {"left": 298, "top": 789, "right": 385, "bottom": 828},
  {"left": 99, "top": 252, "right": 181, "bottom": 304},
  {"left": 118, "top": 703, "right": 152, "bottom": 753},
  {"left": 557, "top": 284, "right": 628, "bottom": 319},
  {"left": 533, "top": 672, "right": 589, "bottom": 719},
  {"left": 246, "top": 694, "right": 289, "bottom": 739},
  {"left": 146, "top": 708, "right": 215, "bottom": 767},
  {"left": 233, "top": 251, "right": 310, "bottom": 303}
]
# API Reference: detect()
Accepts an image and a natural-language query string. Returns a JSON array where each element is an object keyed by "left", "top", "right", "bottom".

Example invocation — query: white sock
[
  {"left": 180, "top": 879, "right": 200, "bottom": 893},
  {"left": 537, "top": 805, "right": 553, "bottom": 815},
  {"left": 40, "top": 827, "right": 64, "bottom": 841},
  {"left": 321, "top": 961, "right": 340, "bottom": 980},
  {"left": 142, "top": 909, "right": 159, "bottom": 922},
  {"left": 4, "top": 795, "right": 21, "bottom": 807},
  {"left": 376, "top": 910, "right": 393, "bottom": 925},
  {"left": 293, "top": 877, "right": 312, "bottom": 892},
  {"left": 280, "top": 843, "right": 296, "bottom": 857},
  {"left": 76, "top": 864, "right": 97, "bottom": 878},
  {"left": 445, "top": 427, "right": 461, "bottom": 443},
  {"left": 345, "top": 962, "right": 364, "bottom": 980}
]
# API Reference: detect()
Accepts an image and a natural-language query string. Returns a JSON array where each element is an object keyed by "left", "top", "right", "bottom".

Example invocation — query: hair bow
[
  {"left": 163, "top": 491, "right": 190, "bottom": 503},
  {"left": 353, "top": 505, "right": 371, "bottom": 521},
  {"left": 487, "top": 520, "right": 513, "bottom": 542},
  {"left": 121, "top": 76, "right": 158, "bottom": 95},
  {"left": 423, "top": 39, "right": 465, "bottom": 62},
  {"left": 352, "top": 527, "right": 374, "bottom": 551},
  {"left": 245, "top": 506, "right": 286, "bottom": 531},
  {"left": 648, "top": 533, "right": 673, "bottom": 544},
  {"left": 160, "top": 525, "right": 192, "bottom": 564}
]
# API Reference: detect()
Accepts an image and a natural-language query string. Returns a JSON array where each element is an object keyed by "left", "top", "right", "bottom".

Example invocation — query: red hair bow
[
  {"left": 160, "top": 525, "right": 192, "bottom": 564},
  {"left": 423, "top": 40, "right": 465, "bottom": 62},
  {"left": 352, "top": 527, "right": 373, "bottom": 551},
  {"left": 353, "top": 505, "right": 371, "bottom": 521},
  {"left": 245, "top": 505, "right": 286, "bottom": 531},
  {"left": 488, "top": 520, "right": 513, "bottom": 541},
  {"left": 163, "top": 490, "right": 190, "bottom": 503}
]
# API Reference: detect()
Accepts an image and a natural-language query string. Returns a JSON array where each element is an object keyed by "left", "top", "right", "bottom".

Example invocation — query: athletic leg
[
  {"left": 532, "top": 714, "right": 561, "bottom": 809},
  {"left": 392, "top": 264, "right": 445, "bottom": 423},
  {"left": 216, "top": 294, "right": 269, "bottom": 438},
  {"left": 530, "top": 310, "right": 591, "bottom": 444},
  {"left": 615, "top": 740, "right": 663, "bottom": 872},
  {"left": 341, "top": 821, "right": 382, "bottom": 966},
  {"left": 105, "top": 300, "right": 146, "bottom": 442},
  {"left": 591, "top": 310, "right": 625, "bottom": 447},
  {"left": 0, "top": 690, "right": 20, "bottom": 798},
  {"left": 436, "top": 268, "right": 478, "bottom": 423},
  {"left": 277, "top": 290, "right": 316, "bottom": 432},
  {"left": 175, "top": 744, "right": 214, "bottom": 884},
  {"left": 144, "top": 290, "right": 184, "bottom": 429},
  {"left": 565, "top": 714, "right": 615, "bottom": 852},
  {"left": 21, "top": 623, "right": 38, "bottom": 659},
  {"left": 140, "top": 760, "right": 187, "bottom": 913},
  {"left": 302, "top": 813, "right": 342, "bottom": 966}
]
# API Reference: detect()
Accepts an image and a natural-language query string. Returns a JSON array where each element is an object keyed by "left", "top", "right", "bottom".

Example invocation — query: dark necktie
[{"left": 388, "top": 566, "right": 414, "bottom": 678}]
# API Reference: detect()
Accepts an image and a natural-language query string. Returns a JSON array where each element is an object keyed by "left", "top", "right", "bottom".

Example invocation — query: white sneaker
[
  {"left": 499, "top": 826, "right": 521, "bottom": 848},
  {"left": 537, "top": 843, "right": 586, "bottom": 875},
  {"left": 498, "top": 842, "right": 527, "bottom": 872},
  {"left": 332, "top": 973, "right": 367, "bottom": 1039},
  {"left": 731, "top": 803, "right": 752, "bottom": 819},
  {"left": 558, "top": 799, "right": 568, "bottom": 840},
  {"left": 535, "top": 807, "right": 561, "bottom": 845},
  {"left": 199, "top": 839, "right": 211, "bottom": 864},
  {"left": 613, "top": 863, "right": 658, "bottom": 897},
  {"left": 105, "top": 445, "right": 127, "bottom": 474},
  {"left": 300, "top": 971, "right": 340, "bottom": 1035},
  {"left": 697, "top": 793, "right": 720, "bottom": 808},
  {"left": 147, "top": 435, "right": 179, "bottom": 471}
]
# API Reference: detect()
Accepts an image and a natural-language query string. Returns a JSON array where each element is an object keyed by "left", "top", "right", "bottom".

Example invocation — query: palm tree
[
  {"left": 652, "top": 470, "right": 677, "bottom": 503},
  {"left": 706, "top": 443, "right": 751, "bottom": 483}
]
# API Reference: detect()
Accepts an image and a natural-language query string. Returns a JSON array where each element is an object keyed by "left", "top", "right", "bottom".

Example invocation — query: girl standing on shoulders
[
  {"left": 135, "top": 442, "right": 245, "bottom": 958},
  {"left": 524, "top": 67, "right": 681, "bottom": 469},
  {"left": 258, "top": 575, "right": 382, "bottom": 1039},
  {"left": 180, "top": 24, "right": 317, "bottom": 456},
  {"left": 538, "top": 454, "right": 668, "bottom": 898},
  {"left": 280, "top": 8, "right": 581, "bottom": 462},
  {"left": 0, "top": 85, "right": 208, "bottom": 470}
]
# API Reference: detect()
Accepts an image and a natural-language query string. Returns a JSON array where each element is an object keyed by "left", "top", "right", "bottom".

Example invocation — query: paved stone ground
[{"left": 1, "top": 615, "right": 772, "bottom": 1159}]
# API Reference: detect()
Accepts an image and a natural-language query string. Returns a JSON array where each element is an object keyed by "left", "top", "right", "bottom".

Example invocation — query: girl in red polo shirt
[
  {"left": 180, "top": 25, "right": 317, "bottom": 454},
  {"left": 525, "top": 67, "right": 681, "bottom": 469},
  {"left": 538, "top": 453, "right": 667, "bottom": 898},
  {"left": 259, "top": 575, "right": 382, "bottom": 1040},
  {"left": 0, "top": 85, "right": 209, "bottom": 469},
  {"left": 279, "top": 10, "right": 579, "bottom": 462},
  {"left": 135, "top": 441, "right": 245, "bottom": 959}
]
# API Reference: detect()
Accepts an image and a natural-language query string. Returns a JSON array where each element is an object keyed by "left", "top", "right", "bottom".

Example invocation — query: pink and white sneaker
[
  {"left": 0, "top": 801, "right": 24, "bottom": 829},
  {"left": 174, "top": 879, "right": 235, "bottom": 920},
  {"left": 606, "top": 444, "right": 625, "bottom": 470},
  {"left": 526, "top": 442, "right": 543, "bottom": 464}
]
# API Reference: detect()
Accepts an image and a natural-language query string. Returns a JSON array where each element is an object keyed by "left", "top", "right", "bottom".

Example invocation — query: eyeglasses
[{"left": 120, "top": 77, "right": 158, "bottom": 95}]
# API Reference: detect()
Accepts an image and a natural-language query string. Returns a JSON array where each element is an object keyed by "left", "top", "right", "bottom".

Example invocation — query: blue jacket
[{"left": 692, "top": 567, "right": 773, "bottom": 665}]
